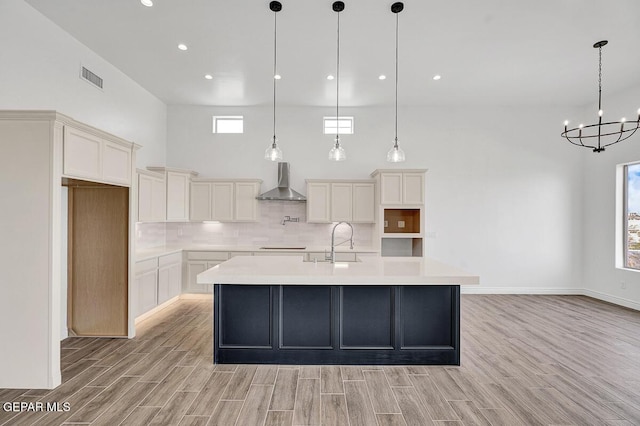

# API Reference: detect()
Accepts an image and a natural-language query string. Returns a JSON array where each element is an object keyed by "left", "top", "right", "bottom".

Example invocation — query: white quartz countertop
[
  {"left": 136, "top": 244, "right": 378, "bottom": 262},
  {"left": 196, "top": 255, "right": 479, "bottom": 286}
]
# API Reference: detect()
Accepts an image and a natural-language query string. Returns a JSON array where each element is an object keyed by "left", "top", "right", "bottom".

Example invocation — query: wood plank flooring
[{"left": 1, "top": 295, "right": 640, "bottom": 425}]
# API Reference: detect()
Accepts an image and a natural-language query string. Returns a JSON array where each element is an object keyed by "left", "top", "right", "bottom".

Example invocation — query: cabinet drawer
[
  {"left": 135, "top": 258, "right": 158, "bottom": 274},
  {"left": 159, "top": 252, "right": 182, "bottom": 267},
  {"left": 187, "top": 251, "right": 229, "bottom": 261}
]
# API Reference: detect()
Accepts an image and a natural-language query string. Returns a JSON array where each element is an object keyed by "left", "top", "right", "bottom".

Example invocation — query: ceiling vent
[{"left": 80, "top": 66, "right": 103, "bottom": 89}]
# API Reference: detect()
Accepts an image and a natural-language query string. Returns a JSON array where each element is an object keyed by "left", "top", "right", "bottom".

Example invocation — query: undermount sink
[{"left": 259, "top": 246, "right": 307, "bottom": 250}]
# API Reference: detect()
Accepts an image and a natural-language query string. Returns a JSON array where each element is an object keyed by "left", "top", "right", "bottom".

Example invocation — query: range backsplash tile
[{"left": 136, "top": 201, "right": 374, "bottom": 249}]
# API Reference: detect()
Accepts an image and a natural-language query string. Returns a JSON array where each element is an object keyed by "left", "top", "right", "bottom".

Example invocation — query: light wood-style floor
[{"left": 1, "top": 295, "right": 640, "bottom": 425}]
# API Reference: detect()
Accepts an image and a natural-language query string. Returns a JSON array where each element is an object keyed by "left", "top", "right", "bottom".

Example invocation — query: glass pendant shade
[
  {"left": 387, "top": 141, "right": 405, "bottom": 163},
  {"left": 328, "top": 137, "right": 346, "bottom": 161},
  {"left": 264, "top": 138, "right": 282, "bottom": 161}
]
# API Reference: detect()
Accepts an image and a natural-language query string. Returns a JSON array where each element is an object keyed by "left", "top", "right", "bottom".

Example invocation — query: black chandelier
[{"left": 561, "top": 40, "right": 640, "bottom": 153}]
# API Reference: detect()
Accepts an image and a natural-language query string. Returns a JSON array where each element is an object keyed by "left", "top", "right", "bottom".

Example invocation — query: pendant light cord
[
  {"left": 394, "top": 12, "right": 399, "bottom": 146},
  {"left": 273, "top": 10, "right": 277, "bottom": 144},
  {"left": 336, "top": 11, "right": 340, "bottom": 143}
]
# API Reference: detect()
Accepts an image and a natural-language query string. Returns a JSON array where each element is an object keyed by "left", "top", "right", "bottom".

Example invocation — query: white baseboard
[
  {"left": 461, "top": 286, "right": 583, "bottom": 295},
  {"left": 582, "top": 289, "right": 640, "bottom": 311}
]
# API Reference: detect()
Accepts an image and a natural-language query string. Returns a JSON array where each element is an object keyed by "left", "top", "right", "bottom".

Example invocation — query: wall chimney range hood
[{"left": 256, "top": 162, "right": 306, "bottom": 201}]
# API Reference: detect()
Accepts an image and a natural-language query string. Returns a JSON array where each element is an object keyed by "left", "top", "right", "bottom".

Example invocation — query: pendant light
[
  {"left": 387, "top": 2, "right": 405, "bottom": 162},
  {"left": 561, "top": 40, "right": 639, "bottom": 152},
  {"left": 264, "top": 1, "right": 283, "bottom": 161},
  {"left": 328, "top": 1, "right": 346, "bottom": 161}
]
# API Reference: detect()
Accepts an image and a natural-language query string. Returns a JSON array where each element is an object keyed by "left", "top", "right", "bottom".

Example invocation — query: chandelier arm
[{"left": 602, "top": 127, "right": 640, "bottom": 148}]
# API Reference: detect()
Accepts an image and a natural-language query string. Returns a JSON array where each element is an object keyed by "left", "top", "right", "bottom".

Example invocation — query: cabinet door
[
  {"left": 331, "top": 183, "right": 353, "bottom": 222},
  {"left": 307, "top": 182, "right": 331, "bottom": 223},
  {"left": 157, "top": 265, "right": 172, "bottom": 304},
  {"left": 166, "top": 172, "right": 190, "bottom": 221},
  {"left": 137, "top": 270, "right": 158, "bottom": 317},
  {"left": 168, "top": 263, "right": 182, "bottom": 298},
  {"left": 190, "top": 182, "right": 212, "bottom": 221},
  {"left": 151, "top": 177, "right": 166, "bottom": 221},
  {"left": 102, "top": 141, "right": 131, "bottom": 185},
  {"left": 380, "top": 173, "right": 403, "bottom": 205},
  {"left": 63, "top": 126, "right": 102, "bottom": 180},
  {"left": 138, "top": 173, "right": 153, "bottom": 222},
  {"left": 235, "top": 182, "right": 260, "bottom": 222},
  {"left": 187, "top": 261, "right": 208, "bottom": 294},
  {"left": 211, "top": 182, "right": 234, "bottom": 222},
  {"left": 403, "top": 173, "right": 424, "bottom": 205},
  {"left": 352, "top": 183, "right": 375, "bottom": 223}
]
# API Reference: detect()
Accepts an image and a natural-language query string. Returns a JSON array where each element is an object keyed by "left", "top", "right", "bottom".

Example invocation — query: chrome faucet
[
  {"left": 281, "top": 215, "right": 299, "bottom": 225},
  {"left": 327, "top": 222, "right": 354, "bottom": 263}
]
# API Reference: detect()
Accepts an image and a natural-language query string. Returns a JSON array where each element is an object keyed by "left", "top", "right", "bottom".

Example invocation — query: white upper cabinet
[
  {"left": 331, "top": 183, "right": 353, "bottom": 222},
  {"left": 137, "top": 169, "right": 166, "bottom": 222},
  {"left": 63, "top": 125, "right": 133, "bottom": 186},
  {"left": 147, "top": 167, "right": 199, "bottom": 222},
  {"left": 234, "top": 181, "right": 261, "bottom": 222},
  {"left": 307, "top": 180, "right": 376, "bottom": 223},
  {"left": 63, "top": 127, "right": 101, "bottom": 180},
  {"left": 189, "top": 179, "right": 262, "bottom": 222},
  {"left": 190, "top": 181, "right": 212, "bottom": 222},
  {"left": 371, "top": 170, "right": 426, "bottom": 206},
  {"left": 352, "top": 183, "right": 376, "bottom": 223},
  {"left": 306, "top": 182, "right": 331, "bottom": 223},
  {"left": 211, "top": 182, "right": 234, "bottom": 222}
]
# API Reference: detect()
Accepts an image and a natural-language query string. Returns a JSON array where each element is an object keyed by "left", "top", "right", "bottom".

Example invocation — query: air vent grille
[{"left": 80, "top": 66, "right": 103, "bottom": 89}]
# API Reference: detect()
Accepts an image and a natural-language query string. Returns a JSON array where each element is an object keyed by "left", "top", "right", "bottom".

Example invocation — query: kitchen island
[{"left": 197, "top": 255, "right": 479, "bottom": 365}]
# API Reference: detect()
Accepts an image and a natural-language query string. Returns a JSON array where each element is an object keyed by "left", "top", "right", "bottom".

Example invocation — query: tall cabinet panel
[{"left": 147, "top": 167, "right": 199, "bottom": 222}]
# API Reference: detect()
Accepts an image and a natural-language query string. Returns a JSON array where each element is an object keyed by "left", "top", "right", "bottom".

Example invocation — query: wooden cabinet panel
[
  {"left": 157, "top": 263, "right": 181, "bottom": 304},
  {"left": 151, "top": 178, "right": 166, "bottom": 221},
  {"left": 187, "top": 260, "right": 218, "bottom": 294},
  {"left": 331, "top": 183, "right": 353, "bottom": 222},
  {"left": 63, "top": 126, "right": 101, "bottom": 180},
  {"left": 102, "top": 141, "right": 131, "bottom": 185},
  {"left": 352, "top": 183, "right": 375, "bottom": 223},
  {"left": 306, "top": 182, "right": 331, "bottom": 223}
]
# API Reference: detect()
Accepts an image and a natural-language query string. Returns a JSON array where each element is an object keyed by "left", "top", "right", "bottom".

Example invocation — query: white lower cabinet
[
  {"left": 135, "top": 252, "right": 182, "bottom": 318},
  {"left": 136, "top": 269, "right": 158, "bottom": 317},
  {"left": 185, "top": 251, "right": 230, "bottom": 293}
]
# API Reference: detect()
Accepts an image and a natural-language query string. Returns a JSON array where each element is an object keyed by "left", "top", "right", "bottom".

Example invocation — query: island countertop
[{"left": 197, "top": 255, "right": 479, "bottom": 286}]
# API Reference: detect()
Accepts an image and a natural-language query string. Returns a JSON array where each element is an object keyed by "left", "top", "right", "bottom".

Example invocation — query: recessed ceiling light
[
  {"left": 274, "top": 74, "right": 282, "bottom": 80},
  {"left": 177, "top": 44, "right": 188, "bottom": 51},
  {"left": 205, "top": 74, "right": 213, "bottom": 80},
  {"left": 327, "top": 75, "right": 334, "bottom": 80},
  {"left": 140, "top": 0, "right": 153, "bottom": 6},
  {"left": 378, "top": 75, "right": 386, "bottom": 80},
  {"left": 433, "top": 75, "right": 441, "bottom": 80}
]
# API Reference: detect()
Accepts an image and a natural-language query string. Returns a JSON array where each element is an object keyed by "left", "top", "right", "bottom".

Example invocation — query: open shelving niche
[{"left": 370, "top": 169, "right": 427, "bottom": 257}]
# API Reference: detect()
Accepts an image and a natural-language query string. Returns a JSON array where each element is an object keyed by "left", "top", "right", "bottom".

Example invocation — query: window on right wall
[{"left": 624, "top": 162, "right": 640, "bottom": 269}]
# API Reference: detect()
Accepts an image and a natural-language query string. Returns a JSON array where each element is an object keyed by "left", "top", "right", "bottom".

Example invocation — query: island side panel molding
[
  {"left": 340, "top": 286, "right": 394, "bottom": 350},
  {"left": 213, "top": 284, "right": 461, "bottom": 365}
]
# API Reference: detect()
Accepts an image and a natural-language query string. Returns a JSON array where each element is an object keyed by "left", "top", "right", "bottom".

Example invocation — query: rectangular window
[
  {"left": 213, "top": 116, "right": 243, "bottom": 134},
  {"left": 624, "top": 163, "right": 640, "bottom": 269},
  {"left": 323, "top": 116, "right": 354, "bottom": 135}
]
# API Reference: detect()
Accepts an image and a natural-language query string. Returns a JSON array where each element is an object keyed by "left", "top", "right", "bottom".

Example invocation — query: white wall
[
  {"left": 168, "top": 104, "right": 585, "bottom": 291},
  {"left": 582, "top": 84, "right": 640, "bottom": 310},
  {"left": 0, "top": 0, "right": 167, "bottom": 168}
]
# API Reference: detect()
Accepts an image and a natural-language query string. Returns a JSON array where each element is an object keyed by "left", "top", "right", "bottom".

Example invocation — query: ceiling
[{"left": 25, "top": 0, "right": 640, "bottom": 108}]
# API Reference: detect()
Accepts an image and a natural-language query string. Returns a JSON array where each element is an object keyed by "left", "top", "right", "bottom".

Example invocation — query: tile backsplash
[{"left": 136, "top": 201, "right": 374, "bottom": 249}]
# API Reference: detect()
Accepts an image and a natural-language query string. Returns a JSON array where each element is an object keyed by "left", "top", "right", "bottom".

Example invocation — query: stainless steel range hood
[{"left": 256, "top": 162, "right": 306, "bottom": 201}]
